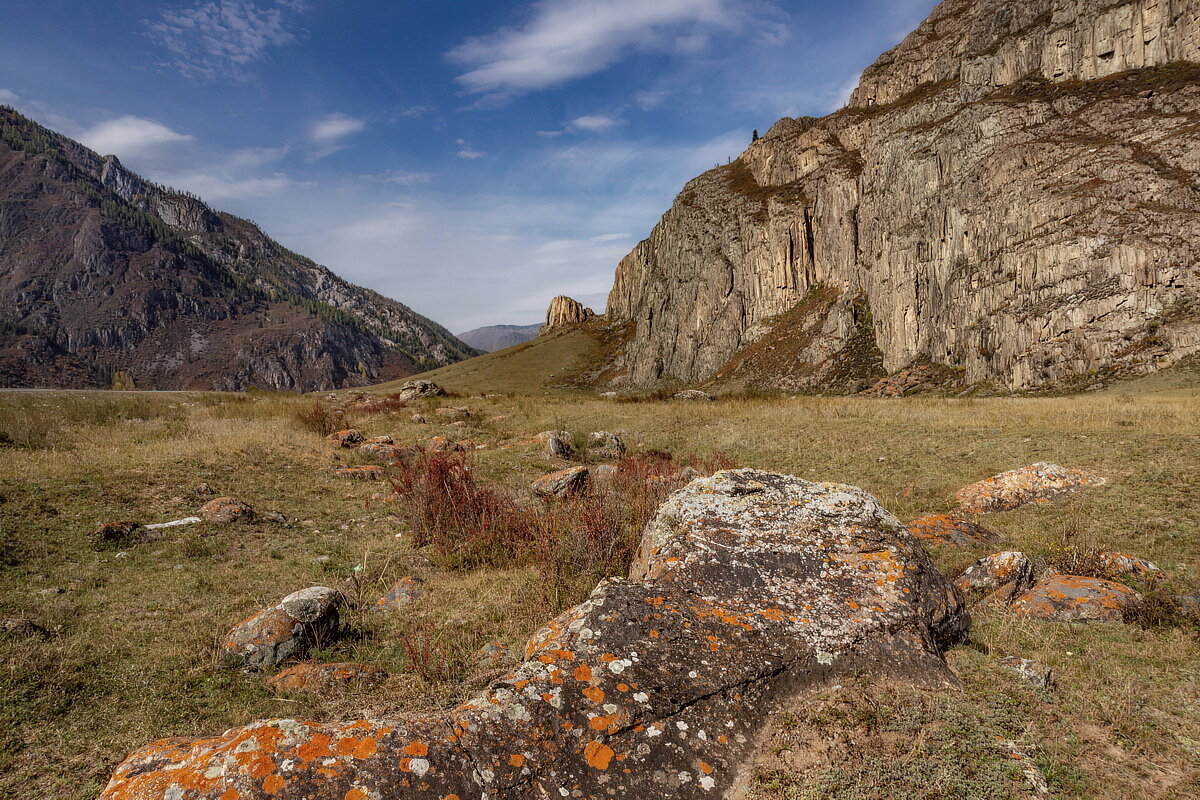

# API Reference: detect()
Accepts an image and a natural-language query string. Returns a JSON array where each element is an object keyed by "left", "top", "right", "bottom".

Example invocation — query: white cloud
[
  {"left": 364, "top": 169, "right": 434, "bottom": 186},
  {"left": 146, "top": 0, "right": 308, "bottom": 81},
  {"left": 448, "top": 0, "right": 735, "bottom": 95},
  {"left": 311, "top": 114, "right": 366, "bottom": 144},
  {"left": 570, "top": 114, "right": 621, "bottom": 132},
  {"left": 0, "top": 89, "right": 19, "bottom": 105},
  {"left": 456, "top": 149, "right": 486, "bottom": 159},
  {"left": 634, "top": 89, "right": 670, "bottom": 110},
  {"left": 78, "top": 116, "right": 195, "bottom": 157}
]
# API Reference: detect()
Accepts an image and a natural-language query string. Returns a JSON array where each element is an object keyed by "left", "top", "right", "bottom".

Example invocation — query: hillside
[
  {"left": 0, "top": 108, "right": 477, "bottom": 391},
  {"left": 456, "top": 323, "right": 541, "bottom": 352},
  {"left": 604, "top": 0, "right": 1200, "bottom": 394}
]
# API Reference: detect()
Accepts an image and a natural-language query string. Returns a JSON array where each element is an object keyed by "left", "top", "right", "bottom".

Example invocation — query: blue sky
[{"left": 0, "top": 0, "right": 937, "bottom": 332}]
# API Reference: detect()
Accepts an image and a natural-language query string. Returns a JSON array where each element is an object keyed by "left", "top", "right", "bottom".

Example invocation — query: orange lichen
[{"left": 584, "top": 740, "right": 615, "bottom": 769}]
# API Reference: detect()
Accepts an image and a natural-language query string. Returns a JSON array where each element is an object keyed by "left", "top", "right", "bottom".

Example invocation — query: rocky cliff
[
  {"left": 606, "top": 0, "right": 1200, "bottom": 393},
  {"left": 0, "top": 108, "right": 477, "bottom": 391},
  {"left": 541, "top": 295, "right": 595, "bottom": 333}
]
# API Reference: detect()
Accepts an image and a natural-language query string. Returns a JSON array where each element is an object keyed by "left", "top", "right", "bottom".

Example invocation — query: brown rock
[
  {"left": 198, "top": 497, "right": 254, "bottom": 524},
  {"left": 530, "top": 466, "right": 589, "bottom": 498},
  {"left": 100, "top": 469, "right": 967, "bottom": 800},
  {"left": 1010, "top": 575, "right": 1143, "bottom": 622},
  {"left": 91, "top": 520, "right": 142, "bottom": 545},
  {"left": 907, "top": 513, "right": 1000, "bottom": 547},
  {"left": 424, "top": 436, "right": 465, "bottom": 453},
  {"left": 956, "top": 463, "right": 1107, "bottom": 513},
  {"left": 267, "top": 662, "right": 388, "bottom": 694},
  {"left": 326, "top": 429, "right": 365, "bottom": 448},
  {"left": 222, "top": 586, "right": 342, "bottom": 669},
  {"left": 358, "top": 442, "right": 408, "bottom": 461}
]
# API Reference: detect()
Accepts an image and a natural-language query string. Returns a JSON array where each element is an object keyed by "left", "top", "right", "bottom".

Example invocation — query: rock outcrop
[
  {"left": 222, "top": 587, "right": 343, "bottom": 670},
  {"left": 0, "top": 108, "right": 477, "bottom": 391},
  {"left": 100, "top": 469, "right": 967, "bottom": 800},
  {"left": 541, "top": 296, "right": 595, "bottom": 333},
  {"left": 604, "top": 0, "right": 1200, "bottom": 392}
]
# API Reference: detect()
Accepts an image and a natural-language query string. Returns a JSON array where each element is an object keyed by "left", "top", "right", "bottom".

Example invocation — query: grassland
[{"left": 1, "top": 386, "right": 1198, "bottom": 798}]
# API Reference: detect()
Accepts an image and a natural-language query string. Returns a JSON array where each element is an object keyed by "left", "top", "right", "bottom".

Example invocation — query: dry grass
[{"left": 1, "top": 387, "right": 1198, "bottom": 798}]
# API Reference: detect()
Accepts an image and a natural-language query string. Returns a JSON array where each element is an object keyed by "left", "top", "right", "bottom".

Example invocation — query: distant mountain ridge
[
  {"left": 456, "top": 324, "right": 541, "bottom": 352},
  {"left": 0, "top": 107, "right": 478, "bottom": 391}
]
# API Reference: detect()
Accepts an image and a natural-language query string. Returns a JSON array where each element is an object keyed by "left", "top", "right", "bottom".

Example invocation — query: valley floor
[{"left": 1, "top": 387, "right": 1197, "bottom": 798}]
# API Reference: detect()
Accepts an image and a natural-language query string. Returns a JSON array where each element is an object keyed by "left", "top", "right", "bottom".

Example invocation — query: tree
[{"left": 752, "top": 129, "right": 759, "bottom": 142}]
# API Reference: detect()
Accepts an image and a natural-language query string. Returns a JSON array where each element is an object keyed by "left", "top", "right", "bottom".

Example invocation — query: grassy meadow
[{"left": 0, "top": 386, "right": 1197, "bottom": 798}]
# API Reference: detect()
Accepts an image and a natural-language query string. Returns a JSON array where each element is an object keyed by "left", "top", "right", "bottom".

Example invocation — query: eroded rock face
[
  {"left": 101, "top": 469, "right": 967, "bottom": 800},
  {"left": 955, "top": 463, "right": 1106, "bottom": 512},
  {"left": 541, "top": 296, "right": 595, "bottom": 333},
  {"left": 604, "top": 0, "right": 1200, "bottom": 392},
  {"left": 222, "top": 587, "right": 342, "bottom": 670}
]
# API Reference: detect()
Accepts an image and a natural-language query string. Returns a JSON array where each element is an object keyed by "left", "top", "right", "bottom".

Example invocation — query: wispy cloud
[
  {"left": 78, "top": 116, "right": 195, "bottom": 157},
  {"left": 455, "top": 139, "right": 486, "bottom": 159},
  {"left": 307, "top": 113, "right": 366, "bottom": 158},
  {"left": 538, "top": 114, "right": 624, "bottom": 137},
  {"left": 447, "top": 0, "right": 736, "bottom": 96},
  {"left": 0, "top": 88, "right": 19, "bottom": 105},
  {"left": 363, "top": 169, "right": 435, "bottom": 186},
  {"left": 146, "top": 0, "right": 308, "bottom": 81}
]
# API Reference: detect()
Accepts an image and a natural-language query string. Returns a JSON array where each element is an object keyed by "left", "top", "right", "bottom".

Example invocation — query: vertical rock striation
[
  {"left": 541, "top": 295, "right": 596, "bottom": 334},
  {"left": 606, "top": 0, "right": 1200, "bottom": 392}
]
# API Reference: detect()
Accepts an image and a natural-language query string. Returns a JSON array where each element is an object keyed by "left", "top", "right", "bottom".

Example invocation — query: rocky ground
[{"left": 1, "top": 385, "right": 1197, "bottom": 798}]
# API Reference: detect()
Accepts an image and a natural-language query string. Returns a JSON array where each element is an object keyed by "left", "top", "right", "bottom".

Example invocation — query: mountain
[
  {"left": 456, "top": 324, "right": 541, "bottom": 353},
  {"left": 0, "top": 107, "right": 478, "bottom": 391},
  {"left": 604, "top": 0, "right": 1200, "bottom": 394}
]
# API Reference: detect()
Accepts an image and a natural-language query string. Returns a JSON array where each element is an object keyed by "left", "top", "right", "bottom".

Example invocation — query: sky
[{"left": 0, "top": 0, "right": 938, "bottom": 333}]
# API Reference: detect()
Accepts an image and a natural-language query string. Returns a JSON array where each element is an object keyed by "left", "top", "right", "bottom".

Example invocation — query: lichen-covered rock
[
  {"left": 587, "top": 431, "right": 626, "bottom": 459},
  {"left": 91, "top": 520, "right": 142, "bottom": 545},
  {"left": 101, "top": 469, "right": 967, "bottom": 800},
  {"left": 424, "top": 436, "right": 465, "bottom": 453},
  {"left": 1094, "top": 552, "right": 1164, "bottom": 582},
  {"left": 535, "top": 430, "right": 574, "bottom": 444},
  {"left": 1010, "top": 575, "right": 1143, "bottom": 622},
  {"left": 673, "top": 389, "right": 713, "bottom": 401},
  {"left": 543, "top": 434, "right": 574, "bottom": 459},
  {"left": 530, "top": 466, "right": 589, "bottom": 498},
  {"left": 267, "top": 662, "right": 388, "bottom": 694},
  {"left": 362, "top": 435, "right": 393, "bottom": 446},
  {"left": 955, "top": 463, "right": 1106, "bottom": 513},
  {"left": 198, "top": 497, "right": 254, "bottom": 524},
  {"left": 222, "top": 587, "right": 342, "bottom": 670},
  {"left": 326, "top": 429, "right": 365, "bottom": 448},
  {"left": 473, "top": 641, "right": 516, "bottom": 667},
  {"left": 333, "top": 466, "right": 384, "bottom": 480},
  {"left": 955, "top": 552, "right": 1034, "bottom": 595},
  {"left": 374, "top": 577, "right": 421, "bottom": 612},
  {"left": 998, "top": 656, "right": 1056, "bottom": 690},
  {"left": 907, "top": 513, "right": 1001, "bottom": 547},
  {"left": 411, "top": 413, "right": 428, "bottom": 424},
  {"left": 395, "top": 380, "right": 445, "bottom": 402},
  {"left": 358, "top": 442, "right": 408, "bottom": 461}
]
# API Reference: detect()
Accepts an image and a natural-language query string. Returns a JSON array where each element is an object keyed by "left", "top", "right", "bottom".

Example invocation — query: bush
[{"left": 292, "top": 402, "right": 347, "bottom": 437}]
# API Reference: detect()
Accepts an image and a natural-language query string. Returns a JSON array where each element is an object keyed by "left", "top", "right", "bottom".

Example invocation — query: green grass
[{"left": 1, "top": 388, "right": 1198, "bottom": 798}]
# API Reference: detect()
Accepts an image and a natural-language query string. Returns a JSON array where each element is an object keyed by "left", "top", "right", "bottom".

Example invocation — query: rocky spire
[{"left": 541, "top": 295, "right": 595, "bottom": 334}]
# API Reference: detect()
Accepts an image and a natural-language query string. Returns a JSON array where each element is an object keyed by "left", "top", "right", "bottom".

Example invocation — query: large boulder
[
  {"left": 396, "top": 380, "right": 446, "bottom": 402},
  {"left": 222, "top": 587, "right": 342, "bottom": 670},
  {"left": 956, "top": 463, "right": 1106, "bottom": 512},
  {"left": 1010, "top": 575, "right": 1143, "bottom": 622},
  {"left": 101, "top": 469, "right": 966, "bottom": 800}
]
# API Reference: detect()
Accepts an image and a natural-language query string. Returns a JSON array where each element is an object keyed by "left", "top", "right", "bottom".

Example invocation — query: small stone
[
  {"left": 673, "top": 389, "right": 713, "bottom": 401},
  {"left": 411, "top": 413, "right": 429, "bottom": 424},
  {"left": 531, "top": 466, "right": 590, "bottom": 498},
  {"left": 90, "top": 520, "right": 142, "bottom": 545},
  {"left": 223, "top": 587, "right": 343, "bottom": 670},
  {"left": 114, "top": 551, "right": 130, "bottom": 560},
  {"left": 198, "top": 497, "right": 254, "bottom": 524},
  {"left": 263, "top": 511, "right": 287, "bottom": 524},
  {"left": 436, "top": 407, "right": 471, "bottom": 419},
  {"left": 998, "top": 656, "right": 1056, "bottom": 689},
  {"left": 544, "top": 435, "right": 574, "bottom": 459},
  {"left": 425, "top": 436, "right": 465, "bottom": 453},
  {"left": 374, "top": 577, "right": 422, "bottom": 611},
  {"left": 1, "top": 618, "right": 50, "bottom": 638},
  {"left": 359, "top": 442, "right": 408, "bottom": 460},
  {"left": 327, "top": 429, "right": 365, "bottom": 448},
  {"left": 395, "top": 380, "right": 445, "bottom": 402},
  {"left": 588, "top": 431, "right": 626, "bottom": 458},
  {"left": 195, "top": 482, "right": 216, "bottom": 496}
]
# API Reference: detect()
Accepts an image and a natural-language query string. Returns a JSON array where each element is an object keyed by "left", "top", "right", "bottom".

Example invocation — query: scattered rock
[
  {"left": 102, "top": 469, "right": 967, "bottom": 800},
  {"left": 374, "top": 577, "right": 422, "bottom": 612},
  {"left": 587, "top": 431, "right": 626, "bottom": 459},
  {"left": 359, "top": 441, "right": 407, "bottom": 460},
  {"left": 998, "top": 656, "right": 1056, "bottom": 690},
  {"left": 673, "top": 389, "right": 713, "bottom": 401},
  {"left": 222, "top": 587, "right": 343, "bottom": 670},
  {"left": 599, "top": 391, "right": 618, "bottom": 398},
  {"left": 535, "top": 430, "right": 574, "bottom": 444},
  {"left": 1094, "top": 552, "right": 1163, "bottom": 582},
  {"left": 425, "top": 436, "right": 465, "bottom": 453},
  {"left": 362, "top": 435, "right": 394, "bottom": 445},
  {"left": 267, "top": 662, "right": 388, "bottom": 694},
  {"left": 436, "top": 407, "right": 471, "bottom": 419},
  {"left": 1010, "top": 575, "right": 1143, "bottom": 622},
  {"left": 198, "top": 497, "right": 254, "bottom": 524},
  {"left": 411, "top": 413, "right": 428, "bottom": 424},
  {"left": 907, "top": 513, "right": 1001, "bottom": 547},
  {"left": 326, "top": 429, "right": 365, "bottom": 448},
  {"left": 194, "top": 482, "right": 216, "bottom": 496},
  {"left": 91, "top": 521, "right": 142, "bottom": 545},
  {"left": 954, "top": 552, "right": 1034, "bottom": 595},
  {"left": 1, "top": 618, "right": 49, "bottom": 638},
  {"left": 861, "top": 366, "right": 933, "bottom": 397},
  {"left": 543, "top": 434, "right": 574, "bottom": 459},
  {"left": 449, "top": 420, "right": 468, "bottom": 428},
  {"left": 263, "top": 511, "right": 287, "bottom": 524},
  {"left": 530, "top": 466, "right": 589, "bottom": 498},
  {"left": 955, "top": 463, "right": 1106, "bottom": 513},
  {"left": 333, "top": 466, "right": 385, "bottom": 480},
  {"left": 591, "top": 464, "right": 619, "bottom": 485},
  {"left": 395, "top": 380, "right": 445, "bottom": 402}
]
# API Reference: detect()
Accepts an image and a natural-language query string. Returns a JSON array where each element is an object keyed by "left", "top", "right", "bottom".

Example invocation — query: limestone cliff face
[
  {"left": 607, "top": 0, "right": 1200, "bottom": 391},
  {"left": 541, "top": 296, "right": 595, "bottom": 333}
]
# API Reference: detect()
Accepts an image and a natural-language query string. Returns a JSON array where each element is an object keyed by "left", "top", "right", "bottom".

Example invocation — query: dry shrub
[{"left": 292, "top": 402, "right": 347, "bottom": 437}]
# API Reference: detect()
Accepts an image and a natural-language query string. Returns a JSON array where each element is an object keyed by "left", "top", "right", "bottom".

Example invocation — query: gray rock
[
  {"left": 998, "top": 656, "right": 1056, "bottom": 690},
  {"left": 222, "top": 586, "right": 343, "bottom": 670}
]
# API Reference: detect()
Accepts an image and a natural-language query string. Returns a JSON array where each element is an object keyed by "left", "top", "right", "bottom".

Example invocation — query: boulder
[
  {"left": 998, "top": 656, "right": 1056, "bottom": 690},
  {"left": 222, "top": 587, "right": 343, "bottom": 669},
  {"left": 954, "top": 552, "right": 1034, "bottom": 595},
  {"left": 673, "top": 389, "right": 713, "bottom": 401},
  {"left": 326, "top": 429, "right": 365, "bottom": 448},
  {"left": 530, "top": 466, "right": 589, "bottom": 498},
  {"left": 333, "top": 466, "right": 384, "bottom": 480},
  {"left": 955, "top": 463, "right": 1106, "bottom": 513},
  {"left": 362, "top": 435, "right": 394, "bottom": 445},
  {"left": 374, "top": 577, "right": 422, "bottom": 612},
  {"left": 1010, "top": 575, "right": 1143, "bottom": 622},
  {"left": 906, "top": 513, "right": 1001, "bottom": 547},
  {"left": 267, "top": 662, "right": 388, "bottom": 694},
  {"left": 198, "top": 497, "right": 254, "bottom": 524},
  {"left": 91, "top": 520, "right": 142, "bottom": 545},
  {"left": 395, "top": 380, "right": 446, "bottom": 402},
  {"left": 544, "top": 434, "right": 574, "bottom": 459},
  {"left": 101, "top": 469, "right": 966, "bottom": 800}
]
